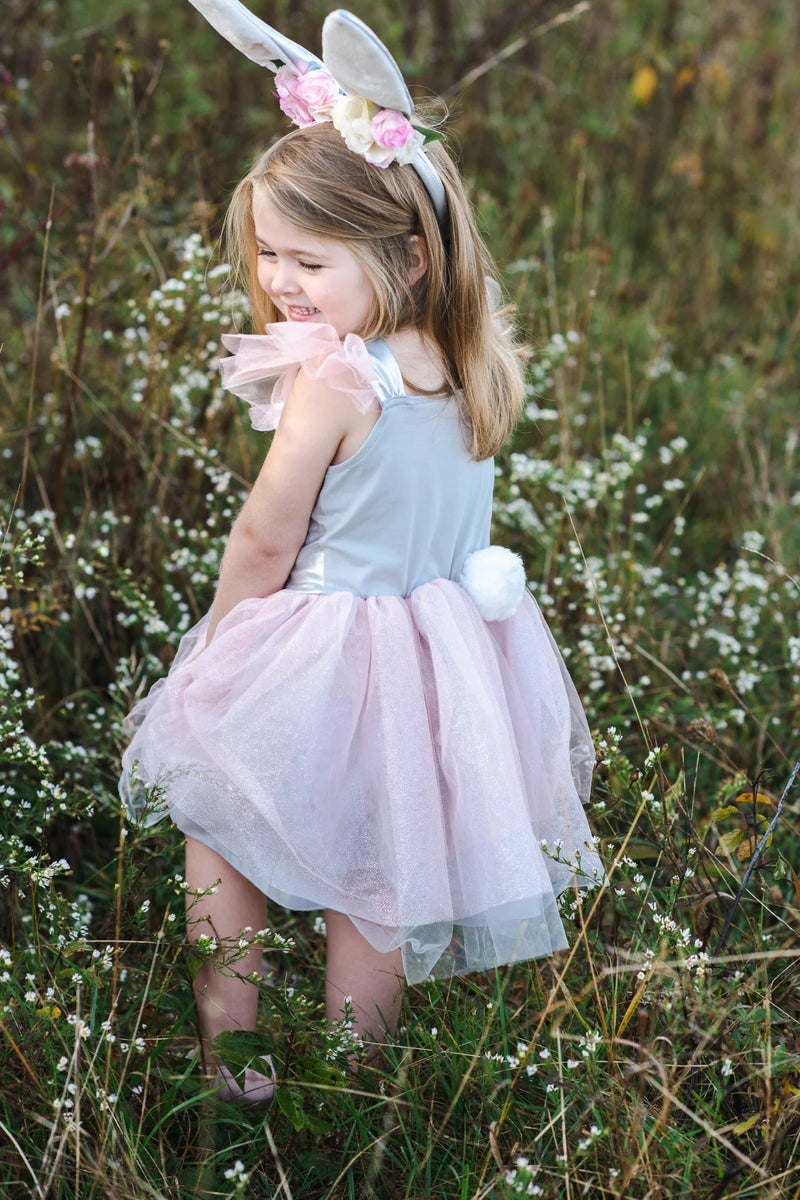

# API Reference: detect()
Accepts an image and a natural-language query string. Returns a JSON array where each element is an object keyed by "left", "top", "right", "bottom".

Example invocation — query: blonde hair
[{"left": 224, "top": 123, "right": 525, "bottom": 459}]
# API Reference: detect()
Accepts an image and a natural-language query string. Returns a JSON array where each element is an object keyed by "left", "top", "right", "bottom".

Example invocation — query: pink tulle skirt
[{"left": 120, "top": 580, "right": 602, "bottom": 983}]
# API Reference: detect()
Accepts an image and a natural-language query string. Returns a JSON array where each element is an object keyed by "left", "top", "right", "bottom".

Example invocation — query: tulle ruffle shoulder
[{"left": 220, "top": 322, "right": 379, "bottom": 431}]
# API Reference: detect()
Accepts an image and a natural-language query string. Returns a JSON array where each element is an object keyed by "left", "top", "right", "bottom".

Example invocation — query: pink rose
[
  {"left": 275, "top": 66, "right": 337, "bottom": 128},
  {"left": 370, "top": 109, "right": 415, "bottom": 149},
  {"left": 294, "top": 69, "right": 339, "bottom": 121}
]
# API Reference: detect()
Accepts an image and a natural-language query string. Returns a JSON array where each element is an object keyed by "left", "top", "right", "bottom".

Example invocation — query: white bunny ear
[
  {"left": 185, "top": 2, "right": 449, "bottom": 232},
  {"left": 186, "top": 0, "right": 323, "bottom": 74},
  {"left": 322, "top": 9, "right": 413, "bottom": 115}
]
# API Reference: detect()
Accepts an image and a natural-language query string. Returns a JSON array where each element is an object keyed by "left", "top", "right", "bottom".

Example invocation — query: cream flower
[
  {"left": 332, "top": 94, "right": 379, "bottom": 155},
  {"left": 332, "top": 95, "right": 424, "bottom": 168}
]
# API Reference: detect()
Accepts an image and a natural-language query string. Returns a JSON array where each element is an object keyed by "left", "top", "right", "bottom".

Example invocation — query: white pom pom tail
[{"left": 459, "top": 546, "right": 527, "bottom": 621}]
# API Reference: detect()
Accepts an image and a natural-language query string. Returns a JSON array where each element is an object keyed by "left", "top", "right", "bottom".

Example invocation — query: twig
[
  {"left": 442, "top": 2, "right": 591, "bottom": 97},
  {"left": 20, "top": 190, "right": 55, "bottom": 505},
  {"left": 43, "top": 19, "right": 123, "bottom": 48},
  {"left": 264, "top": 1121, "right": 294, "bottom": 1200},
  {"left": 364, "top": 1047, "right": 412, "bottom": 1188},
  {"left": 644, "top": 1074, "right": 769, "bottom": 1180},
  {"left": 0, "top": 1118, "right": 46, "bottom": 1199},
  {"left": 52, "top": 120, "right": 99, "bottom": 519}
]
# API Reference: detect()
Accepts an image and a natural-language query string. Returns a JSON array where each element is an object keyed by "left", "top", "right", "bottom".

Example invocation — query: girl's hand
[{"left": 205, "top": 369, "right": 378, "bottom": 643}]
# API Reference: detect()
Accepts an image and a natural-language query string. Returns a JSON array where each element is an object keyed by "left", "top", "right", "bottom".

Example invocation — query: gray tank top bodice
[{"left": 285, "top": 339, "right": 494, "bottom": 598}]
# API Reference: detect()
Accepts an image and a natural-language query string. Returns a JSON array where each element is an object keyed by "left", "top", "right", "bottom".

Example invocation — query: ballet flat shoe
[{"left": 213, "top": 1058, "right": 275, "bottom": 1106}]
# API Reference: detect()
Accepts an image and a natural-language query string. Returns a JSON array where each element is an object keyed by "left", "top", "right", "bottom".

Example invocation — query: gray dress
[{"left": 286, "top": 340, "right": 494, "bottom": 596}]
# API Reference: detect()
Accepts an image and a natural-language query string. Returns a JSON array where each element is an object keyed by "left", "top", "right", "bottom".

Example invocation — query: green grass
[{"left": 1, "top": 0, "right": 800, "bottom": 1195}]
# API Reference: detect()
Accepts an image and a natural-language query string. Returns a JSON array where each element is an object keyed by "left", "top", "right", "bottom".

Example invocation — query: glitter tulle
[{"left": 121, "top": 579, "right": 602, "bottom": 983}]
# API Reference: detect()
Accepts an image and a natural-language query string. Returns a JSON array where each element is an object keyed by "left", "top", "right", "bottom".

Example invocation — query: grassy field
[{"left": 1, "top": 0, "right": 799, "bottom": 1196}]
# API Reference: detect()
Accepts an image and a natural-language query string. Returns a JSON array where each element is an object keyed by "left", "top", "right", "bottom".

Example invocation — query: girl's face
[{"left": 252, "top": 188, "right": 376, "bottom": 337}]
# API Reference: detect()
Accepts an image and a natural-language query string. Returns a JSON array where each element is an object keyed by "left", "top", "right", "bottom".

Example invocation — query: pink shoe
[{"left": 213, "top": 1058, "right": 275, "bottom": 1106}]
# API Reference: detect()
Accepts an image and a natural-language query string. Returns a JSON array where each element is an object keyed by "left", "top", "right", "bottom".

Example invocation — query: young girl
[{"left": 121, "top": 5, "right": 602, "bottom": 1103}]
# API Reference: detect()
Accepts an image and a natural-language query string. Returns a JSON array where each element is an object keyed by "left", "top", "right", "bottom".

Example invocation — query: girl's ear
[{"left": 407, "top": 235, "right": 428, "bottom": 285}]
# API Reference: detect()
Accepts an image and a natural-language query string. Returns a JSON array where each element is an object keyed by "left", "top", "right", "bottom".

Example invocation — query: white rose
[{"left": 332, "top": 95, "right": 376, "bottom": 156}]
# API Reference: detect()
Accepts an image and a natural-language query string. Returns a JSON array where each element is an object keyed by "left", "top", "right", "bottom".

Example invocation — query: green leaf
[
  {"left": 733, "top": 1113, "right": 761, "bottom": 1134},
  {"left": 263, "top": 987, "right": 318, "bottom": 1023},
  {"left": 276, "top": 1085, "right": 307, "bottom": 1131},
  {"left": 718, "top": 829, "right": 745, "bottom": 855},
  {"left": 295, "top": 1056, "right": 345, "bottom": 1087},
  {"left": 304, "top": 1108, "right": 334, "bottom": 1135},
  {"left": 412, "top": 124, "right": 446, "bottom": 144},
  {"left": 211, "top": 1029, "right": 275, "bottom": 1076}
]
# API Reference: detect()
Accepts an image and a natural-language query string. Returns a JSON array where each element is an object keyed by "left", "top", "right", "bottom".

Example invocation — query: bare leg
[
  {"left": 185, "top": 837, "right": 273, "bottom": 1100},
  {"left": 324, "top": 908, "right": 404, "bottom": 1049}
]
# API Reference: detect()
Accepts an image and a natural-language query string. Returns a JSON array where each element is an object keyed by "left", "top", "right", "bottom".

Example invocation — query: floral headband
[{"left": 187, "top": 1, "right": 449, "bottom": 233}]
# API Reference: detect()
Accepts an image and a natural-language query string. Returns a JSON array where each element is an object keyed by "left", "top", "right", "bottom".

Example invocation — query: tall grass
[{"left": 1, "top": 0, "right": 799, "bottom": 1195}]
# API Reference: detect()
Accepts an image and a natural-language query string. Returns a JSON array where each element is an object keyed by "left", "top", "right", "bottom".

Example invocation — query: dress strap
[{"left": 365, "top": 338, "right": 406, "bottom": 402}]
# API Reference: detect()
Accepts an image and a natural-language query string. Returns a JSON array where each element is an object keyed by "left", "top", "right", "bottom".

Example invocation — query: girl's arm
[{"left": 205, "top": 370, "right": 376, "bottom": 643}]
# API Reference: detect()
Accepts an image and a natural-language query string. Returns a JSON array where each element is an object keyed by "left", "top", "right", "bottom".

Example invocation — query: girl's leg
[
  {"left": 324, "top": 908, "right": 404, "bottom": 1047},
  {"left": 185, "top": 837, "right": 272, "bottom": 1097}
]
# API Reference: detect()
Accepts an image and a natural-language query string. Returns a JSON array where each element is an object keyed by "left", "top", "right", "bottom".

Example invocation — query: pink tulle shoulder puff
[{"left": 219, "top": 322, "right": 379, "bottom": 431}]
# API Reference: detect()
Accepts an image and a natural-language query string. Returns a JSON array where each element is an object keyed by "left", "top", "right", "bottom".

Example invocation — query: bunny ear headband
[{"left": 186, "top": 1, "right": 449, "bottom": 233}]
